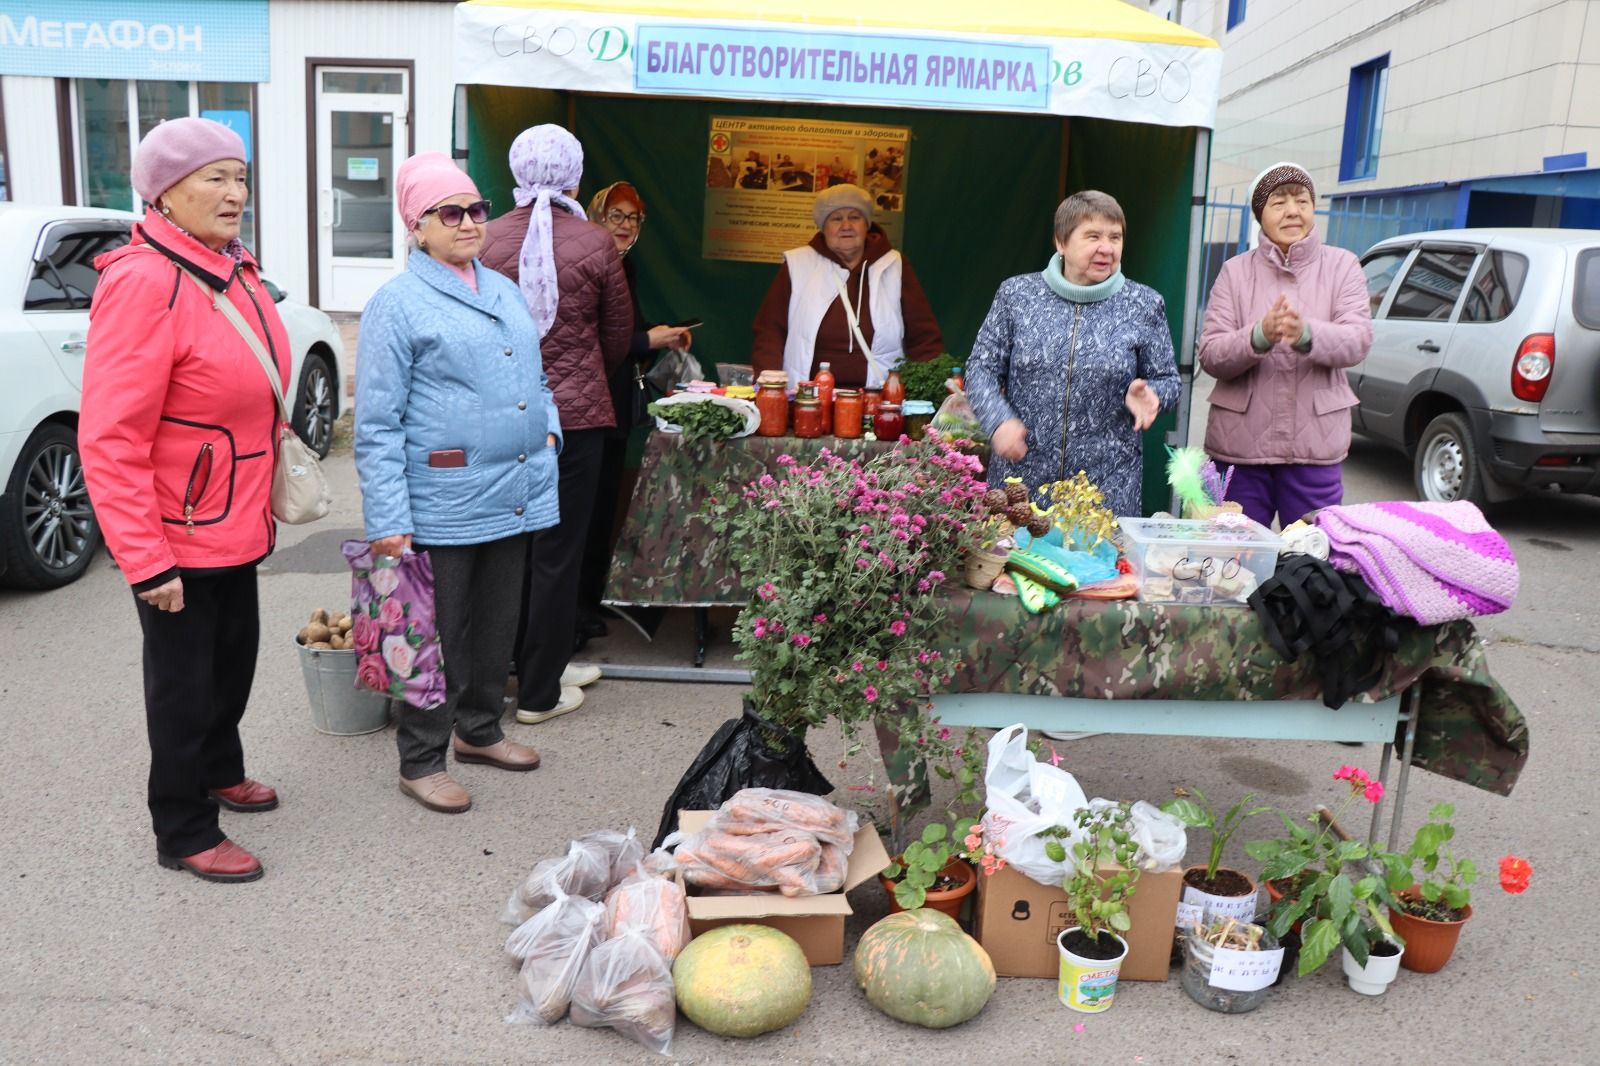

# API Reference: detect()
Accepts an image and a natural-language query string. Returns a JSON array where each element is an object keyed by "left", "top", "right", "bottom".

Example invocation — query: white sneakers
[
  {"left": 517, "top": 685, "right": 584, "bottom": 725},
  {"left": 561, "top": 662, "right": 603, "bottom": 688}
]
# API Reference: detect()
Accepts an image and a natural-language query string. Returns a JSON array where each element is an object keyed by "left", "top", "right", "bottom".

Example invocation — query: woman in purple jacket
[{"left": 1198, "top": 163, "right": 1372, "bottom": 528}]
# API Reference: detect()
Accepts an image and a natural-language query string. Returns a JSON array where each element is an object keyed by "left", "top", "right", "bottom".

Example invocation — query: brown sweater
[{"left": 751, "top": 228, "right": 943, "bottom": 388}]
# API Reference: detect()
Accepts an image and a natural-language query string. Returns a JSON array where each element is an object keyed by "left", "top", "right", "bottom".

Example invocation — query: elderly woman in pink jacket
[{"left": 1198, "top": 162, "right": 1372, "bottom": 528}]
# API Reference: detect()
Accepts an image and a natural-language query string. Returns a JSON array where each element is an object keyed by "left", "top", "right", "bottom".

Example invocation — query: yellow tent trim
[{"left": 462, "top": 0, "right": 1220, "bottom": 49}]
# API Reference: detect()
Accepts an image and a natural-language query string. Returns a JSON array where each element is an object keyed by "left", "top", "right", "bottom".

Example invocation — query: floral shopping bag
[{"left": 341, "top": 540, "right": 447, "bottom": 709}]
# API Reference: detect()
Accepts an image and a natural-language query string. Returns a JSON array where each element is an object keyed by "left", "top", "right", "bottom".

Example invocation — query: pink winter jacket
[{"left": 1198, "top": 230, "right": 1371, "bottom": 466}]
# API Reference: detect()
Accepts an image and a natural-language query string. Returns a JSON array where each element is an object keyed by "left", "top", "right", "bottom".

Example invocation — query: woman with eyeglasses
[
  {"left": 574, "top": 181, "right": 690, "bottom": 636},
  {"left": 480, "top": 125, "right": 632, "bottom": 725},
  {"left": 354, "top": 153, "right": 558, "bottom": 814}
]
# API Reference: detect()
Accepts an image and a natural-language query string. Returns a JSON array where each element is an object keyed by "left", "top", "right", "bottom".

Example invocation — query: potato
[
  {"left": 304, "top": 622, "right": 333, "bottom": 644},
  {"left": 336, "top": 615, "right": 353, "bottom": 633},
  {"left": 311, "top": 608, "right": 330, "bottom": 625},
  {"left": 297, "top": 625, "right": 315, "bottom": 645},
  {"left": 310, "top": 641, "right": 333, "bottom": 650}
]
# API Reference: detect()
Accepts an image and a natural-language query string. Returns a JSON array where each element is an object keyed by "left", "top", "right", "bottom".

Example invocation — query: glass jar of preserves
[
  {"left": 832, "top": 389, "right": 863, "bottom": 439},
  {"left": 873, "top": 402, "right": 905, "bottom": 441},
  {"left": 902, "top": 400, "right": 936, "bottom": 440},
  {"left": 863, "top": 388, "right": 883, "bottom": 431},
  {"left": 756, "top": 382, "right": 789, "bottom": 437},
  {"left": 793, "top": 398, "right": 824, "bottom": 438}
]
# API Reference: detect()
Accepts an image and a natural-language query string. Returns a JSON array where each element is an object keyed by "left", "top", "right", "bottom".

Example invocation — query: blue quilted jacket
[{"left": 355, "top": 250, "right": 563, "bottom": 545}]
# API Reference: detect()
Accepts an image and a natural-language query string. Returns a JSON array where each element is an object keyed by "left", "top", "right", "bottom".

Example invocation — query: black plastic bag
[{"left": 652, "top": 701, "right": 832, "bottom": 848}]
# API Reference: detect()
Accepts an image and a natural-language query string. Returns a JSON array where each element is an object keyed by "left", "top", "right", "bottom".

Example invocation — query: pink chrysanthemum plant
[{"left": 1244, "top": 765, "right": 1410, "bottom": 976}]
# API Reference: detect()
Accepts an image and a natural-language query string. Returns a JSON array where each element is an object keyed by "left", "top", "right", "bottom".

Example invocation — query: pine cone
[
  {"left": 1026, "top": 515, "right": 1052, "bottom": 537},
  {"left": 1005, "top": 482, "right": 1030, "bottom": 504},
  {"left": 983, "top": 489, "right": 1010, "bottom": 513},
  {"left": 1006, "top": 504, "right": 1034, "bottom": 527}
]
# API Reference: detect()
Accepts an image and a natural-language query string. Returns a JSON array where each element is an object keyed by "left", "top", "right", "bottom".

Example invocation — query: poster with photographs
[{"left": 702, "top": 115, "right": 909, "bottom": 263}]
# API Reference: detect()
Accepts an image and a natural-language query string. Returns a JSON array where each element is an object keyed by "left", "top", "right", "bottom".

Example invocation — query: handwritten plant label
[
  {"left": 1182, "top": 885, "right": 1258, "bottom": 924},
  {"left": 1208, "top": 945, "right": 1284, "bottom": 992},
  {"left": 1174, "top": 900, "right": 1205, "bottom": 929}
]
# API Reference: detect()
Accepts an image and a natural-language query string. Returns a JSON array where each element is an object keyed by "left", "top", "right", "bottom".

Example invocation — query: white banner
[{"left": 453, "top": 6, "right": 1219, "bottom": 129}]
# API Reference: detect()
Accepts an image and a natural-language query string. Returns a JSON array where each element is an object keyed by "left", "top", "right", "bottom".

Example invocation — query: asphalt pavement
[{"left": 0, "top": 407, "right": 1595, "bottom": 1065}]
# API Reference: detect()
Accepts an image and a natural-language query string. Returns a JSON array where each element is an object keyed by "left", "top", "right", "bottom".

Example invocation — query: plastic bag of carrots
[
  {"left": 603, "top": 865, "right": 692, "bottom": 961},
  {"left": 664, "top": 788, "right": 859, "bottom": 897}
]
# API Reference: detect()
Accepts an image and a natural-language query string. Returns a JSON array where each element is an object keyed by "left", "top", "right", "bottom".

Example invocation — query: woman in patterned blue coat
[{"left": 966, "top": 191, "right": 1181, "bottom": 517}]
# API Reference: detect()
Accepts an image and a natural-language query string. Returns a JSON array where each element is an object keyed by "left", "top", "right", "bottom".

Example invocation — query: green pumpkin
[
  {"left": 673, "top": 924, "right": 811, "bottom": 1038},
  {"left": 853, "top": 908, "right": 997, "bottom": 1028}
]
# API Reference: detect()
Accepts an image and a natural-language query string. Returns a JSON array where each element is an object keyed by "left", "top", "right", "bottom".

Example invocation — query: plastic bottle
[
  {"left": 814, "top": 362, "right": 835, "bottom": 434},
  {"left": 881, "top": 369, "right": 905, "bottom": 406},
  {"left": 947, "top": 365, "right": 966, "bottom": 393}
]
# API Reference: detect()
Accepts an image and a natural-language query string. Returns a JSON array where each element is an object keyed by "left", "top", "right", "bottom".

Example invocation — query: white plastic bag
[
  {"left": 505, "top": 889, "right": 607, "bottom": 1025},
  {"left": 1127, "top": 799, "right": 1188, "bottom": 871},
  {"left": 980, "top": 724, "right": 1090, "bottom": 886},
  {"left": 569, "top": 929, "right": 677, "bottom": 1056},
  {"left": 501, "top": 839, "right": 613, "bottom": 925},
  {"left": 578, "top": 827, "right": 646, "bottom": 890},
  {"left": 603, "top": 866, "right": 692, "bottom": 961}
]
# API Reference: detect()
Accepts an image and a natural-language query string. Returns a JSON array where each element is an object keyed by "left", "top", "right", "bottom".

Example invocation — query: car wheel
[
  {"left": 292, "top": 349, "right": 336, "bottom": 459},
  {"left": 0, "top": 422, "right": 103, "bottom": 589},
  {"left": 1413, "top": 412, "right": 1487, "bottom": 507}
]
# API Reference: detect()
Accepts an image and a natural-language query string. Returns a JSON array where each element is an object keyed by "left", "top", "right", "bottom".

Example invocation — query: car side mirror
[{"left": 262, "top": 279, "right": 288, "bottom": 303}]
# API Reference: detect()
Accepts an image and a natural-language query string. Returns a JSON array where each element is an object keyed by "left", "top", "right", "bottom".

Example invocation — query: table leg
[
  {"left": 1386, "top": 685, "right": 1421, "bottom": 852},
  {"left": 693, "top": 607, "right": 709, "bottom": 667},
  {"left": 1369, "top": 740, "right": 1394, "bottom": 846}
]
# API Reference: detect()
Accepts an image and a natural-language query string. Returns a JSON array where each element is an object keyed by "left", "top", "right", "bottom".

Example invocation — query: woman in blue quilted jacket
[{"left": 354, "top": 153, "right": 561, "bottom": 814}]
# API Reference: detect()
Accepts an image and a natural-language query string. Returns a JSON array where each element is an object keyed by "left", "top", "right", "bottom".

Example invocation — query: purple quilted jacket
[
  {"left": 1197, "top": 230, "right": 1372, "bottom": 466},
  {"left": 481, "top": 204, "right": 633, "bottom": 431}
]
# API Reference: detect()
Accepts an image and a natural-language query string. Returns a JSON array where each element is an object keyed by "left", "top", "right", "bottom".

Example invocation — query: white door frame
[{"left": 310, "top": 62, "right": 411, "bottom": 312}]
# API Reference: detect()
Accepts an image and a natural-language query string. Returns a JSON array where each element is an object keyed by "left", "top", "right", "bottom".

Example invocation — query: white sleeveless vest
[{"left": 781, "top": 245, "right": 904, "bottom": 390}]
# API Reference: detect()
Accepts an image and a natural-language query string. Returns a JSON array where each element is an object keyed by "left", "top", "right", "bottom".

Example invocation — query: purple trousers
[{"left": 1224, "top": 462, "right": 1343, "bottom": 529}]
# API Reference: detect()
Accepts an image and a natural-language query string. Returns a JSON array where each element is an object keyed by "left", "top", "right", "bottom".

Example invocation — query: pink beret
[{"left": 131, "top": 117, "right": 247, "bottom": 203}]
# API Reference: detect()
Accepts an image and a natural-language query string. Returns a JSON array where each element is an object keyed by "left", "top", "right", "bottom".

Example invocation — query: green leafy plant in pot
[
  {"left": 1163, "top": 787, "right": 1271, "bottom": 922},
  {"left": 1245, "top": 765, "right": 1408, "bottom": 978},
  {"left": 1054, "top": 803, "right": 1142, "bottom": 1013},
  {"left": 881, "top": 728, "right": 988, "bottom": 915}
]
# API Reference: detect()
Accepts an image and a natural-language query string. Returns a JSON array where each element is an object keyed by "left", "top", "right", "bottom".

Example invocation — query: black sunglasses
[{"left": 424, "top": 199, "right": 491, "bottom": 227}]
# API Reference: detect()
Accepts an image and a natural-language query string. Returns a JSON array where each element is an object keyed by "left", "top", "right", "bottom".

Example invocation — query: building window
[
  {"left": 72, "top": 79, "right": 256, "bottom": 249},
  {"left": 1340, "top": 55, "right": 1389, "bottom": 182},
  {"left": 0, "top": 79, "right": 9, "bottom": 201},
  {"left": 1227, "top": 0, "right": 1247, "bottom": 31}
]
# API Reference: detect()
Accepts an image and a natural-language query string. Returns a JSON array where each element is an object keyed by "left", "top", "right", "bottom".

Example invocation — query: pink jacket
[
  {"left": 1198, "top": 230, "right": 1371, "bottom": 466},
  {"left": 81, "top": 213, "right": 290, "bottom": 588}
]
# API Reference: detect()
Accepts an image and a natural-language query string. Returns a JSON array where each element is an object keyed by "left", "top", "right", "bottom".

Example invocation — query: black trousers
[
  {"left": 402, "top": 535, "right": 526, "bottom": 779},
  {"left": 133, "top": 566, "right": 259, "bottom": 859},
  {"left": 577, "top": 431, "right": 629, "bottom": 613},
  {"left": 517, "top": 427, "right": 605, "bottom": 712}
]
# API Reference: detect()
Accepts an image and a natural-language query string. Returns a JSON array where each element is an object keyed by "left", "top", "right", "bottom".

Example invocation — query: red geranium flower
[{"left": 1499, "top": 855, "right": 1532, "bottom": 894}]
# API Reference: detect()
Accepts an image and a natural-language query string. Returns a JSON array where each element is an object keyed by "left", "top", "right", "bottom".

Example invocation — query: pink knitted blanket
[{"left": 1315, "top": 501, "right": 1518, "bottom": 625}]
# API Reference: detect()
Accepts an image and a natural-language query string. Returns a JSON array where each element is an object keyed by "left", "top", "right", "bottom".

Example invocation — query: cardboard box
[
  {"left": 675, "top": 810, "right": 891, "bottom": 966},
  {"left": 973, "top": 863, "right": 1182, "bottom": 981}
]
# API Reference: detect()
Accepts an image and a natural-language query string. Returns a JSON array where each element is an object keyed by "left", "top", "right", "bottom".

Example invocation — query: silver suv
[{"left": 1351, "top": 228, "right": 1600, "bottom": 505}]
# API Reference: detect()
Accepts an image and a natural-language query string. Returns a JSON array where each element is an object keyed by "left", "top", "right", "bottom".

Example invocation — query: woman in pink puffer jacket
[{"left": 1198, "top": 162, "right": 1373, "bottom": 528}]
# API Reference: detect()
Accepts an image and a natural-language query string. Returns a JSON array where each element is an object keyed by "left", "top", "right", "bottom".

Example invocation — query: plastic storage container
[{"left": 1116, "top": 516, "right": 1283, "bottom": 607}]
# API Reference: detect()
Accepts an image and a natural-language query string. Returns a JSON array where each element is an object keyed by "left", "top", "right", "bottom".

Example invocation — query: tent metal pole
[{"left": 1168, "top": 127, "right": 1212, "bottom": 508}]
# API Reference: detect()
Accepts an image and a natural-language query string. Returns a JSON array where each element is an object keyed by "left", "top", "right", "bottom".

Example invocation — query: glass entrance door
[{"left": 314, "top": 67, "right": 408, "bottom": 311}]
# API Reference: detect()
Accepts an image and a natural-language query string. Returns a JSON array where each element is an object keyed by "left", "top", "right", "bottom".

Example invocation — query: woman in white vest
[{"left": 752, "top": 184, "right": 944, "bottom": 389}]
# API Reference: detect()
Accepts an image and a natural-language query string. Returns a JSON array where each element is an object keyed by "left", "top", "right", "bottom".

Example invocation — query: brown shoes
[
  {"left": 399, "top": 771, "right": 472, "bottom": 813},
  {"left": 210, "top": 778, "right": 279, "bottom": 812},
  {"left": 157, "top": 838, "right": 264, "bottom": 883},
  {"left": 453, "top": 735, "right": 541, "bottom": 772}
]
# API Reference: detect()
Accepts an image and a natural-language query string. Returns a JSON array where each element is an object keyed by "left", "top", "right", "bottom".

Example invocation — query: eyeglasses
[
  {"left": 603, "top": 209, "right": 645, "bottom": 227},
  {"left": 423, "top": 199, "right": 491, "bottom": 227}
]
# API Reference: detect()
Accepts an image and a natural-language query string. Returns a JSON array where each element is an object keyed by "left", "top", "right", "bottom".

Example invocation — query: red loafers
[
  {"left": 210, "top": 778, "right": 279, "bottom": 812},
  {"left": 157, "top": 838, "right": 264, "bottom": 883}
]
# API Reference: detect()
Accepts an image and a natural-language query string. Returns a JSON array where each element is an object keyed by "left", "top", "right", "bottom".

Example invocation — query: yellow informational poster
[{"left": 702, "top": 115, "right": 909, "bottom": 263}]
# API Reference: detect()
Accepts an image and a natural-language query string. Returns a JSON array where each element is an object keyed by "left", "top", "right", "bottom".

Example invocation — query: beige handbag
[{"left": 184, "top": 270, "right": 332, "bottom": 524}]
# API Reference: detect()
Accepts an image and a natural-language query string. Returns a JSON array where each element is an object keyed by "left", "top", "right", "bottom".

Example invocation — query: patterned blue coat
[
  {"left": 355, "top": 251, "right": 563, "bottom": 545},
  {"left": 966, "top": 274, "right": 1181, "bottom": 517}
]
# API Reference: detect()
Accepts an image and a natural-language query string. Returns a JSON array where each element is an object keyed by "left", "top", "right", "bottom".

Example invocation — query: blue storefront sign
[
  {"left": 0, "top": 1, "right": 269, "bottom": 82},
  {"left": 635, "top": 24, "right": 1049, "bottom": 112}
]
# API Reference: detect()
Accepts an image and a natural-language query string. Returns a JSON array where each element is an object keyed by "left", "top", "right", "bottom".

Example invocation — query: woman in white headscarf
[{"left": 481, "top": 125, "right": 632, "bottom": 725}]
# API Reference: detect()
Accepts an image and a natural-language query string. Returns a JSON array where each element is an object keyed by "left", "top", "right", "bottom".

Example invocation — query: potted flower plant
[
  {"left": 879, "top": 816, "right": 980, "bottom": 917},
  {"left": 1245, "top": 765, "right": 1409, "bottom": 984},
  {"left": 1384, "top": 804, "right": 1534, "bottom": 973},
  {"left": 704, "top": 438, "right": 988, "bottom": 768},
  {"left": 1162, "top": 787, "right": 1271, "bottom": 925},
  {"left": 1053, "top": 802, "right": 1142, "bottom": 1014}
]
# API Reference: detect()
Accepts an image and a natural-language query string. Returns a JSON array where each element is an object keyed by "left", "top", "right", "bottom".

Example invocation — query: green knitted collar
[{"left": 1043, "top": 254, "right": 1125, "bottom": 303}]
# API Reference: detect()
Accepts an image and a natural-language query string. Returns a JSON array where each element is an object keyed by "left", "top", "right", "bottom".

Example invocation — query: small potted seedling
[
  {"left": 1053, "top": 803, "right": 1142, "bottom": 1014},
  {"left": 1163, "top": 787, "right": 1271, "bottom": 925}
]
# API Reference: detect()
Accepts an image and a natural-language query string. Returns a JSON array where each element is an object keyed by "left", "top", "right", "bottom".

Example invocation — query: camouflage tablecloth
[
  {"left": 606, "top": 432, "right": 904, "bottom": 607},
  {"left": 911, "top": 586, "right": 1526, "bottom": 796}
]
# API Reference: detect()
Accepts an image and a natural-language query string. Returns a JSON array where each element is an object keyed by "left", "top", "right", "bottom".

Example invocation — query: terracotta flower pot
[
  {"left": 1388, "top": 887, "right": 1473, "bottom": 973},
  {"left": 880, "top": 858, "right": 977, "bottom": 921}
]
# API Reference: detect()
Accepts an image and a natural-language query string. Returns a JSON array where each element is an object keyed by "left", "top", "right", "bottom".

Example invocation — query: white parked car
[
  {"left": 0, "top": 203, "right": 345, "bottom": 589},
  {"left": 1352, "top": 228, "right": 1600, "bottom": 505}
]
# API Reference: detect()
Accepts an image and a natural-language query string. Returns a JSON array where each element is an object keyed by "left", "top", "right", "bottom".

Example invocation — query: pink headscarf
[{"left": 395, "top": 152, "right": 480, "bottom": 232}]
